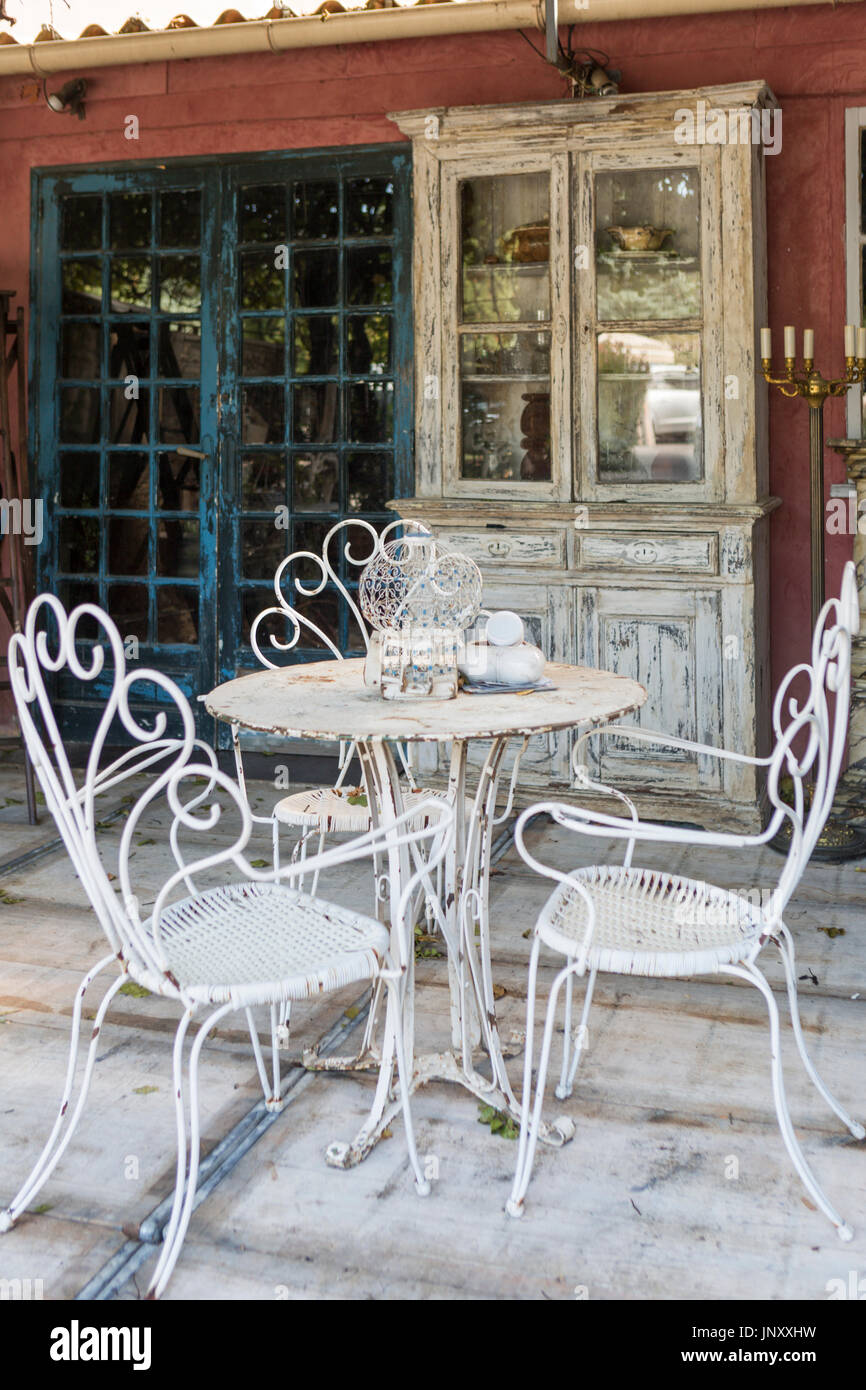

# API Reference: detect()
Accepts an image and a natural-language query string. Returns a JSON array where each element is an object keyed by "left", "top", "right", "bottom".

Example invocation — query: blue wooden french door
[{"left": 31, "top": 146, "right": 413, "bottom": 743}]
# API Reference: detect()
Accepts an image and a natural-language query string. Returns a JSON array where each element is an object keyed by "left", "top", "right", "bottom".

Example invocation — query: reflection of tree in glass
[
  {"left": 294, "top": 316, "right": 338, "bottom": 375},
  {"left": 62, "top": 261, "right": 102, "bottom": 310},
  {"left": 347, "top": 178, "right": 393, "bottom": 236},
  {"left": 110, "top": 257, "right": 152, "bottom": 311},
  {"left": 598, "top": 339, "right": 650, "bottom": 374},
  {"left": 159, "top": 257, "right": 201, "bottom": 313},
  {"left": 348, "top": 315, "right": 389, "bottom": 374},
  {"left": 240, "top": 254, "right": 283, "bottom": 311}
]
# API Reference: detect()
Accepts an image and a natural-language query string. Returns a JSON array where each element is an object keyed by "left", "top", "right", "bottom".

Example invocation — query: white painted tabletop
[{"left": 205, "top": 659, "right": 647, "bottom": 743}]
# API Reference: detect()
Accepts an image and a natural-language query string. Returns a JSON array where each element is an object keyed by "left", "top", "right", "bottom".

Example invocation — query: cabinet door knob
[
  {"left": 488, "top": 539, "right": 511, "bottom": 557},
  {"left": 627, "top": 540, "right": 660, "bottom": 565}
]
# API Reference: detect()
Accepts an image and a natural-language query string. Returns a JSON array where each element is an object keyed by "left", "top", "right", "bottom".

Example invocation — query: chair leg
[
  {"left": 358, "top": 979, "right": 384, "bottom": 1057},
  {"left": 309, "top": 830, "right": 326, "bottom": 899},
  {"left": 777, "top": 925, "right": 864, "bottom": 1139},
  {"left": 723, "top": 963, "right": 854, "bottom": 1242},
  {"left": 0, "top": 957, "right": 121, "bottom": 1232},
  {"left": 556, "top": 964, "right": 597, "bottom": 1101},
  {"left": 558, "top": 967, "right": 572, "bottom": 1095},
  {"left": 507, "top": 944, "right": 581, "bottom": 1218},
  {"left": 384, "top": 980, "right": 429, "bottom": 1196},
  {"left": 292, "top": 829, "right": 314, "bottom": 894},
  {"left": 326, "top": 978, "right": 399, "bottom": 1168},
  {"left": 147, "top": 1008, "right": 193, "bottom": 1296},
  {"left": 269, "top": 1004, "right": 282, "bottom": 1110},
  {"left": 147, "top": 1003, "right": 233, "bottom": 1299},
  {"left": 244, "top": 1006, "right": 281, "bottom": 1112},
  {"left": 276, "top": 1000, "right": 292, "bottom": 1050}
]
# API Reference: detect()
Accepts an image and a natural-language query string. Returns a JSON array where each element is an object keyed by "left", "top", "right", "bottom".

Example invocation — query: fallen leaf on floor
[
  {"left": 32, "top": 1203, "right": 53, "bottom": 1214},
  {"left": 119, "top": 981, "right": 150, "bottom": 997},
  {"left": 414, "top": 926, "right": 444, "bottom": 960},
  {"left": 0, "top": 890, "right": 24, "bottom": 905},
  {"left": 344, "top": 1005, "right": 361, "bottom": 1020},
  {"left": 249, "top": 859, "right": 269, "bottom": 868},
  {"left": 817, "top": 926, "right": 845, "bottom": 938},
  {"left": 492, "top": 984, "right": 506, "bottom": 999},
  {"left": 477, "top": 1102, "right": 519, "bottom": 1140},
  {"left": 801, "top": 1197, "right": 817, "bottom": 1211},
  {"left": 132, "top": 1085, "right": 159, "bottom": 1095}
]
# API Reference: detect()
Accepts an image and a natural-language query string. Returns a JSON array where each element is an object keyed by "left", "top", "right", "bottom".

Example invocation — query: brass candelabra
[
  {"left": 761, "top": 325, "right": 866, "bottom": 628},
  {"left": 760, "top": 326, "right": 866, "bottom": 858}
]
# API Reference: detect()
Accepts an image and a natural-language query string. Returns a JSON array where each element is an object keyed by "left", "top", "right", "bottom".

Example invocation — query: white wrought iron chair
[
  {"left": 506, "top": 562, "right": 863, "bottom": 1239},
  {"left": 233, "top": 515, "right": 483, "bottom": 1057},
  {"left": 236, "top": 515, "right": 440, "bottom": 881},
  {"left": 1, "top": 594, "right": 453, "bottom": 1298}
]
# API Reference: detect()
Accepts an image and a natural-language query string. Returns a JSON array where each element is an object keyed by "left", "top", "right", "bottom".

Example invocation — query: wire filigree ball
[{"left": 358, "top": 534, "right": 483, "bottom": 634}]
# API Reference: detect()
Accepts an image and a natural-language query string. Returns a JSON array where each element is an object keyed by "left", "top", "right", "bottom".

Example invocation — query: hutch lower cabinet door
[{"left": 390, "top": 83, "right": 779, "bottom": 832}]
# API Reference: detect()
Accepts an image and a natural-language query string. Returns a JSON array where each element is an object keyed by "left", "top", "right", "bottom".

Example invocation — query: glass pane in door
[
  {"left": 44, "top": 173, "right": 212, "bottom": 738},
  {"left": 598, "top": 330, "right": 702, "bottom": 482},
  {"left": 595, "top": 167, "right": 701, "bottom": 322},
  {"left": 459, "top": 172, "right": 551, "bottom": 480},
  {"left": 232, "top": 158, "right": 405, "bottom": 669}
]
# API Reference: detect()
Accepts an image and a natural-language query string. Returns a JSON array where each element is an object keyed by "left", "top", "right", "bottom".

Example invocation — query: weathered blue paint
[{"left": 29, "top": 146, "right": 413, "bottom": 744}]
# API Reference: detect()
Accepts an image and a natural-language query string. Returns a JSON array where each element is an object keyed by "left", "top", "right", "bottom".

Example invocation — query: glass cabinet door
[
  {"left": 591, "top": 162, "right": 705, "bottom": 488},
  {"left": 458, "top": 172, "right": 552, "bottom": 483}
]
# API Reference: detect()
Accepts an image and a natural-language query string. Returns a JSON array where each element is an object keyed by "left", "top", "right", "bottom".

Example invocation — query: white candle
[
  {"left": 858, "top": 327, "right": 866, "bottom": 360},
  {"left": 803, "top": 328, "right": 814, "bottom": 359},
  {"left": 784, "top": 325, "right": 796, "bottom": 358},
  {"left": 845, "top": 324, "right": 855, "bottom": 356},
  {"left": 760, "top": 327, "right": 772, "bottom": 359}
]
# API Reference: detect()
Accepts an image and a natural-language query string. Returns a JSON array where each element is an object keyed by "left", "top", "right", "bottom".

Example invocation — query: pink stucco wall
[{"left": 1, "top": 1, "right": 865, "bottom": 698}]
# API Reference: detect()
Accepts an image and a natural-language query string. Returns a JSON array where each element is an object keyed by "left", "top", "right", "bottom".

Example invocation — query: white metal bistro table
[{"left": 206, "top": 659, "right": 646, "bottom": 1164}]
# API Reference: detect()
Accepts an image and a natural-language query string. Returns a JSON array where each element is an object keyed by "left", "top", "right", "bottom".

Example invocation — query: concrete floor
[{"left": 0, "top": 753, "right": 864, "bottom": 1301}]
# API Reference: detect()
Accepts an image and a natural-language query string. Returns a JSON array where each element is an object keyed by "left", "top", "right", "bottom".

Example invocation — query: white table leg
[
  {"left": 321, "top": 733, "right": 573, "bottom": 1166},
  {"left": 445, "top": 739, "right": 481, "bottom": 1053}
]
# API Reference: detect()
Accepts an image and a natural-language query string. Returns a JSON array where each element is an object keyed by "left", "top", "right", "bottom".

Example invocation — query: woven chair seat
[
  {"left": 274, "top": 785, "right": 472, "bottom": 831},
  {"left": 539, "top": 865, "right": 766, "bottom": 978},
  {"left": 152, "top": 881, "right": 389, "bottom": 1007}
]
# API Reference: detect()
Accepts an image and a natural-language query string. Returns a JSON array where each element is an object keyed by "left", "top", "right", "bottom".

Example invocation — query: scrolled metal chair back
[
  {"left": 249, "top": 516, "right": 433, "bottom": 669},
  {"left": 765, "top": 561, "right": 858, "bottom": 919},
  {"left": 7, "top": 595, "right": 224, "bottom": 988}
]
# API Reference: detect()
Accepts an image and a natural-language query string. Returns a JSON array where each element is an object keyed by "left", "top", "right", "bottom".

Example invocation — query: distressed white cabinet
[{"left": 390, "top": 83, "right": 779, "bottom": 831}]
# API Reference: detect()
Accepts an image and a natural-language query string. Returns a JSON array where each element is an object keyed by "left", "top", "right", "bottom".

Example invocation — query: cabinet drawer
[
  {"left": 577, "top": 532, "right": 717, "bottom": 574},
  {"left": 435, "top": 528, "right": 566, "bottom": 568}
]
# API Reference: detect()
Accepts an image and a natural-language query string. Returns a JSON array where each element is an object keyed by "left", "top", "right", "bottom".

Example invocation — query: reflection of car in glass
[{"left": 646, "top": 363, "right": 700, "bottom": 442}]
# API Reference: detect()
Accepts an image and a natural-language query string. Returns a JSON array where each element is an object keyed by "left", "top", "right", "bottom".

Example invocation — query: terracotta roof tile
[{"left": 4, "top": 2, "right": 460, "bottom": 45}]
